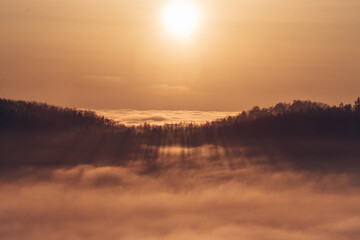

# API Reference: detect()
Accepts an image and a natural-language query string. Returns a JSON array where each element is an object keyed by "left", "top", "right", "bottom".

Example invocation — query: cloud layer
[
  {"left": 2, "top": 142, "right": 360, "bottom": 240},
  {"left": 94, "top": 109, "right": 239, "bottom": 125},
  {"left": 1, "top": 161, "right": 360, "bottom": 240}
]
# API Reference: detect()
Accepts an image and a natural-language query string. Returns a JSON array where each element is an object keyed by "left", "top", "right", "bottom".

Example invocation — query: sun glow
[{"left": 163, "top": 0, "right": 200, "bottom": 38}]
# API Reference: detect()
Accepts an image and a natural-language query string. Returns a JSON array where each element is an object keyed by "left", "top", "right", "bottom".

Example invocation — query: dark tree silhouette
[
  {"left": 355, "top": 97, "right": 360, "bottom": 112},
  {"left": 1, "top": 97, "right": 360, "bottom": 176}
]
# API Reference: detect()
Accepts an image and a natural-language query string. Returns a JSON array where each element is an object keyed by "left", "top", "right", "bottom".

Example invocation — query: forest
[{"left": 1, "top": 98, "right": 360, "bottom": 177}]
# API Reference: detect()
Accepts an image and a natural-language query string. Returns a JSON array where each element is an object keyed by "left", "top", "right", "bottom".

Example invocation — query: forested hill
[
  {"left": 207, "top": 98, "right": 360, "bottom": 139},
  {"left": 1, "top": 98, "right": 360, "bottom": 140},
  {"left": 0, "top": 98, "right": 119, "bottom": 130},
  {"left": 1, "top": 97, "right": 360, "bottom": 172}
]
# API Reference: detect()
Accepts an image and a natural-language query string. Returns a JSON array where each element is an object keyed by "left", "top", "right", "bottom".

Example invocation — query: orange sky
[{"left": 1, "top": 0, "right": 360, "bottom": 110}]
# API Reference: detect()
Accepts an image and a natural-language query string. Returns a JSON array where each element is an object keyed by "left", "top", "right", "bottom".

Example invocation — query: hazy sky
[{"left": 1, "top": 0, "right": 360, "bottom": 110}]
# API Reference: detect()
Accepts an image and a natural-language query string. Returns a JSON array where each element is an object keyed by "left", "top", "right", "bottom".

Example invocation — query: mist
[{"left": 1, "top": 98, "right": 360, "bottom": 239}]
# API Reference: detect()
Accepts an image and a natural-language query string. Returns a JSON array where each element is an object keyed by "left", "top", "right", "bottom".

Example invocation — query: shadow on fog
[
  {"left": 1, "top": 98, "right": 360, "bottom": 180},
  {"left": 2, "top": 98, "right": 360, "bottom": 240}
]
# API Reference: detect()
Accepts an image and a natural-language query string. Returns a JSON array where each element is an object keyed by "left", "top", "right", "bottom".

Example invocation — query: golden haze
[{"left": 1, "top": 0, "right": 360, "bottom": 110}]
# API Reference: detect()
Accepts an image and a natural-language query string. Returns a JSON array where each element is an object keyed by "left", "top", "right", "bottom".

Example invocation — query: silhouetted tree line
[
  {"left": 1, "top": 98, "right": 360, "bottom": 143},
  {"left": 0, "top": 99, "right": 120, "bottom": 131},
  {"left": 1, "top": 97, "right": 360, "bottom": 173},
  {"left": 213, "top": 98, "right": 360, "bottom": 139},
  {"left": 137, "top": 98, "right": 360, "bottom": 146}
]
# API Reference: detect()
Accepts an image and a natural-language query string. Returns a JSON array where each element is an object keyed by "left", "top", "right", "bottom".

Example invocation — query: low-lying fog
[
  {"left": 1, "top": 144, "right": 360, "bottom": 240},
  {"left": 93, "top": 109, "right": 239, "bottom": 125},
  {"left": 2, "top": 99, "right": 360, "bottom": 240}
]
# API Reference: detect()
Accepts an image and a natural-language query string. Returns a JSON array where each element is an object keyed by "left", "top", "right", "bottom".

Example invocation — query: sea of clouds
[
  {"left": 1, "top": 142, "right": 360, "bottom": 240},
  {"left": 94, "top": 109, "right": 239, "bottom": 125}
]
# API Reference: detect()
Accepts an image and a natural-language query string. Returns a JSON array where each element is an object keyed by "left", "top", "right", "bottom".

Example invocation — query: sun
[{"left": 163, "top": 0, "right": 200, "bottom": 38}]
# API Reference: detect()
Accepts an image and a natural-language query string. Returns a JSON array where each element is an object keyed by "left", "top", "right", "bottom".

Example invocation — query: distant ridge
[
  {"left": 1, "top": 97, "right": 360, "bottom": 174},
  {"left": 0, "top": 98, "right": 119, "bottom": 130},
  {"left": 1, "top": 97, "right": 360, "bottom": 139}
]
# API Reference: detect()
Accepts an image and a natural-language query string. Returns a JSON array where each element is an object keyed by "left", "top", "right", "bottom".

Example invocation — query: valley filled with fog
[{"left": 1, "top": 99, "right": 360, "bottom": 240}]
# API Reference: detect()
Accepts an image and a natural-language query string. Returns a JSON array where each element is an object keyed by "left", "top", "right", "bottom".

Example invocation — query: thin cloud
[
  {"left": 82, "top": 75, "right": 127, "bottom": 84},
  {"left": 135, "top": 83, "right": 210, "bottom": 98}
]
